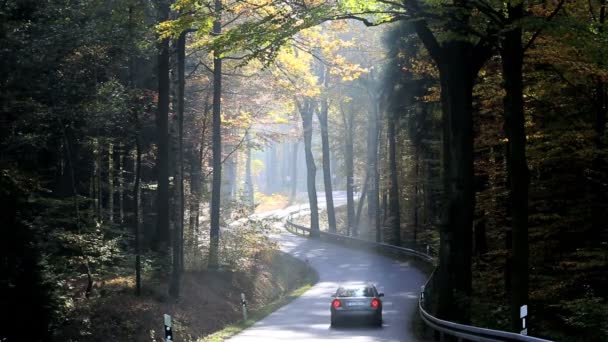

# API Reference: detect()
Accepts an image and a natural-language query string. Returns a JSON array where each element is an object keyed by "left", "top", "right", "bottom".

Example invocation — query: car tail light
[
  {"left": 332, "top": 299, "right": 342, "bottom": 308},
  {"left": 371, "top": 299, "right": 380, "bottom": 308}
]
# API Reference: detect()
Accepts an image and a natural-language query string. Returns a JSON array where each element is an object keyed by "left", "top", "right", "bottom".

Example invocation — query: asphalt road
[{"left": 228, "top": 192, "right": 428, "bottom": 342}]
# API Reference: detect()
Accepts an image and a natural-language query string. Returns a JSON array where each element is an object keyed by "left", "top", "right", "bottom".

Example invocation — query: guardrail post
[
  {"left": 241, "top": 293, "right": 248, "bottom": 321},
  {"left": 520, "top": 304, "right": 528, "bottom": 335},
  {"left": 164, "top": 314, "right": 173, "bottom": 341}
]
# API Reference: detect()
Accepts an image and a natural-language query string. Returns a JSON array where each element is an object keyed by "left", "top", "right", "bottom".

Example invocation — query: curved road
[{"left": 229, "top": 193, "right": 428, "bottom": 342}]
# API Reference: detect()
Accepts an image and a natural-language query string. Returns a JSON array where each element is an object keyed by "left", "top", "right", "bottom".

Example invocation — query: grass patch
[{"left": 201, "top": 258, "right": 318, "bottom": 342}]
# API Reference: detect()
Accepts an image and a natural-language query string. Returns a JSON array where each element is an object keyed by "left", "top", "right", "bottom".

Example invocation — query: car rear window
[{"left": 336, "top": 286, "right": 375, "bottom": 297}]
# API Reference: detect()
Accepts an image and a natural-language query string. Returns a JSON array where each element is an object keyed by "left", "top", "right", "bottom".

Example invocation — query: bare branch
[{"left": 524, "top": 0, "right": 566, "bottom": 52}]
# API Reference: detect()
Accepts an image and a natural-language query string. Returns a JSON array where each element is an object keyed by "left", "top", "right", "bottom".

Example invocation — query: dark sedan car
[{"left": 330, "top": 283, "right": 384, "bottom": 327}]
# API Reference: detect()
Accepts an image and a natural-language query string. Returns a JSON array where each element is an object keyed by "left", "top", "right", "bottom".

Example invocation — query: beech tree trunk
[
  {"left": 355, "top": 173, "right": 368, "bottom": 237},
  {"left": 108, "top": 142, "right": 114, "bottom": 224},
  {"left": 341, "top": 102, "right": 355, "bottom": 236},
  {"left": 118, "top": 143, "right": 124, "bottom": 224},
  {"left": 367, "top": 98, "right": 380, "bottom": 242},
  {"left": 154, "top": 0, "right": 171, "bottom": 253},
  {"left": 299, "top": 98, "right": 320, "bottom": 237},
  {"left": 169, "top": 30, "right": 186, "bottom": 297},
  {"left": 413, "top": 13, "right": 492, "bottom": 322},
  {"left": 208, "top": 0, "right": 223, "bottom": 269},
  {"left": 501, "top": 3, "right": 529, "bottom": 333},
  {"left": 591, "top": 0, "right": 607, "bottom": 243},
  {"left": 134, "top": 134, "right": 142, "bottom": 296},
  {"left": 318, "top": 83, "right": 336, "bottom": 233},
  {"left": 290, "top": 141, "right": 298, "bottom": 203},
  {"left": 244, "top": 131, "right": 254, "bottom": 206},
  {"left": 388, "top": 113, "right": 401, "bottom": 246}
]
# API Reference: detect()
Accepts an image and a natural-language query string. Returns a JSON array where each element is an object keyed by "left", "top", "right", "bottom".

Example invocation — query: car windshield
[{"left": 336, "top": 286, "right": 375, "bottom": 297}]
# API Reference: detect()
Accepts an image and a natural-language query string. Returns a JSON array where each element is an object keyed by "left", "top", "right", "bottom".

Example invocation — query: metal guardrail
[{"left": 284, "top": 218, "right": 553, "bottom": 342}]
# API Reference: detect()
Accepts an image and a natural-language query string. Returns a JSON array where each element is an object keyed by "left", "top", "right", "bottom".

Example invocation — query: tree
[
  {"left": 154, "top": 0, "right": 171, "bottom": 253},
  {"left": 317, "top": 66, "right": 337, "bottom": 233},
  {"left": 298, "top": 97, "right": 321, "bottom": 236},
  {"left": 209, "top": 0, "right": 223, "bottom": 269}
]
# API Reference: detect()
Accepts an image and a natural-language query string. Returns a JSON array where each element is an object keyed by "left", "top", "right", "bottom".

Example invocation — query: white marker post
[
  {"left": 164, "top": 314, "right": 173, "bottom": 341},
  {"left": 241, "top": 293, "right": 248, "bottom": 321},
  {"left": 520, "top": 305, "right": 528, "bottom": 336}
]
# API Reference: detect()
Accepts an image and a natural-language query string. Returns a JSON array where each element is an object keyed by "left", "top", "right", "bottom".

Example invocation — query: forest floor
[
  {"left": 52, "top": 194, "right": 317, "bottom": 342},
  {"left": 54, "top": 248, "right": 316, "bottom": 341}
]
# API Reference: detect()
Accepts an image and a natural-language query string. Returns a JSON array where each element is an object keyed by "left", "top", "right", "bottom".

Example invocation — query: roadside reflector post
[
  {"left": 164, "top": 314, "right": 173, "bottom": 341},
  {"left": 520, "top": 304, "right": 528, "bottom": 335},
  {"left": 426, "top": 245, "right": 430, "bottom": 255},
  {"left": 241, "top": 293, "right": 248, "bottom": 321},
  {"left": 420, "top": 285, "right": 425, "bottom": 305}
]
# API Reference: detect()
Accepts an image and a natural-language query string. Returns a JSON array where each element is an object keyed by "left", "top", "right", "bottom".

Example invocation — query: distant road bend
[{"left": 229, "top": 192, "right": 428, "bottom": 342}]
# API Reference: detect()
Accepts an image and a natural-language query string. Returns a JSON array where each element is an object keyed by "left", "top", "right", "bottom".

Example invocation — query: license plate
[{"left": 348, "top": 302, "right": 366, "bottom": 307}]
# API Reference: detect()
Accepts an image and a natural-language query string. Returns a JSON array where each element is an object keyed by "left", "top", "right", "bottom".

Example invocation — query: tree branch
[
  {"left": 523, "top": 0, "right": 566, "bottom": 52},
  {"left": 412, "top": 20, "right": 442, "bottom": 65}
]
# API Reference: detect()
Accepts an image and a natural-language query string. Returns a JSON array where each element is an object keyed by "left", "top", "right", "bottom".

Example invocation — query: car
[{"left": 330, "top": 283, "right": 384, "bottom": 327}]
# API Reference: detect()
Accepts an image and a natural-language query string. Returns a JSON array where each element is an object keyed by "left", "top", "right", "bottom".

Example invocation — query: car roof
[{"left": 336, "top": 283, "right": 376, "bottom": 289}]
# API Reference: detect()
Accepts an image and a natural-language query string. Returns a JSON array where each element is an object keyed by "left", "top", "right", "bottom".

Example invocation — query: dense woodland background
[{"left": 1, "top": 0, "right": 607, "bottom": 341}]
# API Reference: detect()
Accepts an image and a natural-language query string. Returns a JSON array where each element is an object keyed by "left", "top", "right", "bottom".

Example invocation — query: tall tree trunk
[
  {"left": 341, "top": 102, "right": 356, "bottom": 236},
  {"left": 413, "top": 14, "right": 492, "bottom": 321},
  {"left": 108, "top": 142, "right": 114, "bottom": 224},
  {"left": 169, "top": 31, "right": 186, "bottom": 297},
  {"left": 134, "top": 134, "right": 142, "bottom": 296},
  {"left": 189, "top": 145, "right": 200, "bottom": 230},
  {"left": 501, "top": 3, "right": 529, "bottom": 333},
  {"left": 208, "top": 0, "right": 223, "bottom": 269},
  {"left": 95, "top": 138, "right": 103, "bottom": 220},
  {"left": 318, "top": 88, "right": 337, "bottom": 233},
  {"left": 388, "top": 113, "right": 401, "bottom": 246},
  {"left": 59, "top": 120, "right": 93, "bottom": 298},
  {"left": 154, "top": 0, "right": 171, "bottom": 253},
  {"left": 290, "top": 141, "right": 298, "bottom": 203},
  {"left": 118, "top": 143, "right": 124, "bottom": 224},
  {"left": 299, "top": 98, "right": 320, "bottom": 237},
  {"left": 592, "top": 0, "right": 607, "bottom": 241},
  {"left": 354, "top": 173, "right": 368, "bottom": 236},
  {"left": 414, "top": 148, "right": 420, "bottom": 229},
  {"left": 427, "top": 41, "right": 477, "bottom": 323},
  {"left": 367, "top": 98, "right": 380, "bottom": 242},
  {"left": 191, "top": 95, "right": 210, "bottom": 234},
  {"left": 244, "top": 131, "right": 254, "bottom": 206}
]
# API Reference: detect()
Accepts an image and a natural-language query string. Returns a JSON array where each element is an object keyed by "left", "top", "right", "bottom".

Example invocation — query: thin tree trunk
[
  {"left": 367, "top": 97, "right": 380, "bottom": 242},
  {"left": 290, "top": 141, "right": 298, "bottom": 203},
  {"left": 154, "top": 0, "right": 171, "bottom": 252},
  {"left": 192, "top": 95, "right": 210, "bottom": 234},
  {"left": 317, "top": 84, "right": 337, "bottom": 233},
  {"left": 118, "top": 143, "right": 124, "bottom": 224},
  {"left": 134, "top": 136, "right": 142, "bottom": 296},
  {"left": 108, "top": 142, "right": 114, "bottom": 224},
  {"left": 414, "top": 147, "right": 419, "bottom": 229},
  {"left": 299, "top": 98, "right": 320, "bottom": 237},
  {"left": 388, "top": 112, "right": 401, "bottom": 246},
  {"left": 208, "top": 0, "right": 223, "bottom": 269},
  {"left": 58, "top": 117, "right": 94, "bottom": 298},
  {"left": 592, "top": 0, "right": 607, "bottom": 241},
  {"left": 341, "top": 102, "right": 356, "bottom": 236},
  {"left": 501, "top": 3, "right": 529, "bottom": 333},
  {"left": 244, "top": 131, "right": 254, "bottom": 206},
  {"left": 354, "top": 173, "right": 368, "bottom": 237},
  {"left": 95, "top": 138, "right": 103, "bottom": 220}
]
